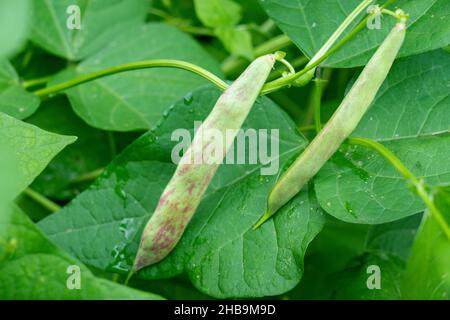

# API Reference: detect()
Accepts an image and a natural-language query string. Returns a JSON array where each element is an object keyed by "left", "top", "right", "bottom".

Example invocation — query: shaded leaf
[
  {"left": 53, "top": 23, "right": 223, "bottom": 131},
  {"left": 30, "top": 0, "right": 151, "bottom": 60}
]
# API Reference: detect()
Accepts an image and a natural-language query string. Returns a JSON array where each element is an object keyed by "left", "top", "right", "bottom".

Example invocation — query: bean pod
[
  {"left": 255, "top": 21, "right": 407, "bottom": 228},
  {"left": 133, "top": 53, "right": 278, "bottom": 271}
]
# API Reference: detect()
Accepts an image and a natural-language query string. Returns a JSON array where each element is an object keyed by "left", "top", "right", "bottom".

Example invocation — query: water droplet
[{"left": 184, "top": 92, "right": 194, "bottom": 105}]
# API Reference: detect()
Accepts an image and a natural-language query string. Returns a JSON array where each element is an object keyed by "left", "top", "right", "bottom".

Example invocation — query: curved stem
[
  {"left": 348, "top": 137, "right": 450, "bottom": 240},
  {"left": 33, "top": 60, "right": 229, "bottom": 98},
  {"left": 72, "top": 168, "right": 104, "bottom": 184},
  {"left": 23, "top": 188, "right": 61, "bottom": 213}
]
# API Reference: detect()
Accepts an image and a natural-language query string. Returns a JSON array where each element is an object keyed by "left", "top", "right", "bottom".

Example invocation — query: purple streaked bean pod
[{"left": 132, "top": 53, "right": 279, "bottom": 271}]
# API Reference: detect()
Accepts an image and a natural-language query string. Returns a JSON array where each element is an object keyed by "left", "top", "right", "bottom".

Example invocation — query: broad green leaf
[
  {"left": 0, "top": 60, "right": 40, "bottom": 119},
  {"left": 0, "top": 112, "right": 76, "bottom": 200},
  {"left": 215, "top": 26, "right": 254, "bottom": 60},
  {"left": 365, "top": 214, "right": 422, "bottom": 261},
  {"left": 402, "top": 187, "right": 450, "bottom": 299},
  {"left": 38, "top": 86, "right": 325, "bottom": 298},
  {"left": 320, "top": 214, "right": 421, "bottom": 300},
  {"left": 0, "top": 203, "right": 162, "bottom": 299},
  {"left": 53, "top": 23, "right": 223, "bottom": 131},
  {"left": 30, "top": 0, "right": 151, "bottom": 61},
  {"left": 315, "top": 50, "right": 450, "bottom": 224},
  {"left": 329, "top": 253, "right": 404, "bottom": 299},
  {"left": 284, "top": 217, "right": 369, "bottom": 299},
  {"left": 0, "top": 0, "right": 30, "bottom": 58},
  {"left": 26, "top": 96, "right": 112, "bottom": 200},
  {"left": 194, "top": 0, "right": 241, "bottom": 28},
  {"left": 259, "top": 0, "right": 450, "bottom": 67}
]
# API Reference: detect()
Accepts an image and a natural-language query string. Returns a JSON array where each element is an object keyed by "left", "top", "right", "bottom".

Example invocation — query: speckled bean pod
[
  {"left": 133, "top": 54, "right": 277, "bottom": 271},
  {"left": 255, "top": 21, "right": 406, "bottom": 228}
]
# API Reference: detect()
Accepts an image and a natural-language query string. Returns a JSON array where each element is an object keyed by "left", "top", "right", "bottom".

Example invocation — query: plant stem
[
  {"left": 73, "top": 168, "right": 104, "bottom": 184},
  {"left": 268, "top": 56, "right": 308, "bottom": 81},
  {"left": 348, "top": 137, "right": 450, "bottom": 240},
  {"left": 23, "top": 188, "right": 61, "bottom": 213},
  {"left": 22, "top": 76, "right": 52, "bottom": 89},
  {"left": 313, "top": 79, "right": 323, "bottom": 134},
  {"left": 33, "top": 60, "right": 229, "bottom": 98},
  {"left": 221, "top": 34, "right": 292, "bottom": 76}
]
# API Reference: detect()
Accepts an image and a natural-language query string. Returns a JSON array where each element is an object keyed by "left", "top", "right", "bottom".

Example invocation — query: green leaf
[
  {"left": 38, "top": 86, "right": 326, "bottom": 298},
  {"left": 285, "top": 217, "right": 369, "bottom": 299},
  {"left": 0, "top": 0, "right": 30, "bottom": 58},
  {"left": 0, "top": 60, "right": 40, "bottom": 119},
  {"left": 0, "top": 112, "right": 76, "bottom": 200},
  {"left": 402, "top": 187, "right": 450, "bottom": 299},
  {"left": 366, "top": 214, "right": 422, "bottom": 261},
  {"left": 53, "top": 23, "right": 223, "bottom": 131},
  {"left": 26, "top": 96, "right": 112, "bottom": 200},
  {"left": 329, "top": 253, "right": 404, "bottom": 299},
  {"left": 315, "top": 50, "right": 450, "bottom": 224},
  {"left": 259, "top": 0, "right": 450, "bottom": 67},
  {"left": 319, "top": 214, "right": 421, "bottom": 300},
  {"left": 215, "top": 26, "right": 254, "bottom": 60},
  {"left": 30, "top": 0, "right": 151, "bottom": 61},
  {"left": 0, "top": 203, "right": 162, "bottom": 299},
  {"left": 194, "top": 0, "right": 242, "bottom": 28}
]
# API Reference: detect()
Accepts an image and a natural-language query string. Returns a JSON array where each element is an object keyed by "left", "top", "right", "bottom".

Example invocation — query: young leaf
[
  {"left": 194, "top": 0, "right": 241, "bottom": 28},
  {"left": 0, "top": 203, "right": 162, "bottom": 299},
  {"left": 215, "top": 26, "right": 254, "bottom": 60},
  {"left": 259, "top": 0, "right": 449, "bottom": 67},
  {"left": 315, "top": 50, "right": 450, "bottom": 224},
  {"left": 30, "top": 0, "right": 151, "bottom": 60},
  {"left": 0, "top": 60, "right": 40, "bottom": 119},
  {"left": 51, "top": 23, "right": 223, "bottom": 131},
  {"left": 0, "top": 112, "right": 76, "bottom": 200},
  {"left": 38, "top": 86, "right": 326, "bottom": 298}
]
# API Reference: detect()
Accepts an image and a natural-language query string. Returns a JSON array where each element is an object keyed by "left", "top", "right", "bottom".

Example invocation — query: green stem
[
  {"left": 33, "top": 60, "right": 229, "bottom": 98},
  {"left": 348, "top": 137, "right": 450, "bottom": 240},
  {"left": 23, "top": 188, "right": 61, "bottom": 213},
  {"left": 73, "top": 168, "right": 104, "bottom": 184},
  {"left": 313, "top": 79, "right": 323, "bottom": 134},
  {"left": 22, "top": 76, "right": 52, "bottom": 89},
  {"left": 268, "top": 56, "right": 308, "bottom": 81}
]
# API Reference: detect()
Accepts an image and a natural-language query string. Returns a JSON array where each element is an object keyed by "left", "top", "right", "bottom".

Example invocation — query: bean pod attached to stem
[
  {"left": 254, "top": 15, "right": 407, "bottom": 228},
  {"left": 132, "top": 53, "right": 280, "bottom": 272}
]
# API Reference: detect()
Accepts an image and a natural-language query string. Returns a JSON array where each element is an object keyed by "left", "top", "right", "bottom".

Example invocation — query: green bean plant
[{"left": 0, "top": 0, "right": 449, "bottom": 300}]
